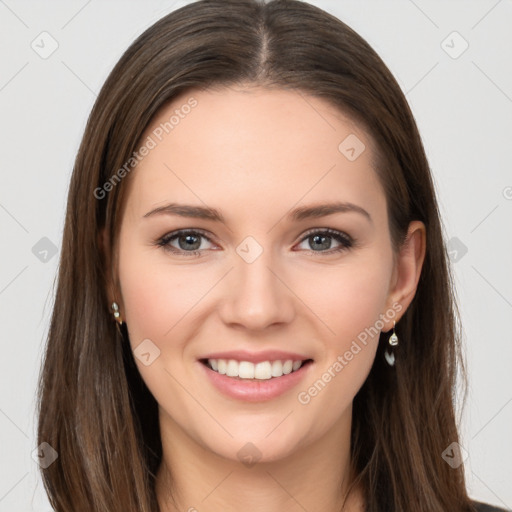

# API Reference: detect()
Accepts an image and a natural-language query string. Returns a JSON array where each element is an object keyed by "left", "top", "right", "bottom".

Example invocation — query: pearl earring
[{"left": 384, "top": 320, "right": 399, "bottom": 366}]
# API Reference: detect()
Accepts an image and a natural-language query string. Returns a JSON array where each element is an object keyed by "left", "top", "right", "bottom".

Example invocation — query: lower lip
[{"left": 198, "top": 360, "right": 314, "bottom": 402}]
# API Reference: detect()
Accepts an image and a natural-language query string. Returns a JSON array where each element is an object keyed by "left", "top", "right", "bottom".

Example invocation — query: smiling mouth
[{"left": 199, "top": 358, "right": 314, "bottom": 380}]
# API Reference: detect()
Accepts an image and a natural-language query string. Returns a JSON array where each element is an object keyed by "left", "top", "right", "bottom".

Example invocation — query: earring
[
  {"left": 384, "top": 320, "right": 399, "bottom": 366},
  {"left": 112, "top": 302, "right": 124, "bottom": 339},
  {"left": 111, "top": 302, "right": 123, "bottom": 324},
  {"left": 111, "top": 302, "right": 125, "bottom": 338}
]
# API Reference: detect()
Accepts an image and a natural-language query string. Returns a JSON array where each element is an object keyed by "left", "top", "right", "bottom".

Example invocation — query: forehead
[{"left": 122, "top": 86, "right": 385, "bottom": 225}]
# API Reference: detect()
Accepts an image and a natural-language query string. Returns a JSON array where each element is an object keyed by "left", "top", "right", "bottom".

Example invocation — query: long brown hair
[{"left": 36, "top": 0, "right": 477, "bottom": 510}]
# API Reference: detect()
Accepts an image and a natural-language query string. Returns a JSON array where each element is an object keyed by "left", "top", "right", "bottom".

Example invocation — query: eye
[
  {"left": 155, "top": 227, "right": 354, "bottom": 257},
  {"left": 295, "top": 228, "right": 354, "bottom": 254},
  {"left": 156, "top": 229, "right": 216, "bottom": 257}
]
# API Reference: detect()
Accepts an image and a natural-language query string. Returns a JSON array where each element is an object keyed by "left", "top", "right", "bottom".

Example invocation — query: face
[{"left": 111, "top": 85, "right": 403, "bottom": 463}]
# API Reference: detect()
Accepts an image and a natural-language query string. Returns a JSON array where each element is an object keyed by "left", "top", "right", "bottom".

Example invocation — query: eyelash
[{"left": 155, "top": 228, "right": 354, "bottom": 257}]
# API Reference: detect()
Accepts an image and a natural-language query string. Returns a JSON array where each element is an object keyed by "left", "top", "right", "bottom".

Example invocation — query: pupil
[
  {"left": 180, "top": 234, "right": 200, "bottom": 250},
  {"left": 311, "top": 234, "right": 330, "bottom": 250}
]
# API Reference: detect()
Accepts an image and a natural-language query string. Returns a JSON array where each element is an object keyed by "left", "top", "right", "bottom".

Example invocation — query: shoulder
[{"left": 472, "top": 500, "right": 510, "bottom": 512}]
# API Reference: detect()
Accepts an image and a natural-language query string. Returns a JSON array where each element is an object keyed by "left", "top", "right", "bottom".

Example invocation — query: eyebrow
[{"left": 143, "top": 201, "right": 372, "bottom": 223}]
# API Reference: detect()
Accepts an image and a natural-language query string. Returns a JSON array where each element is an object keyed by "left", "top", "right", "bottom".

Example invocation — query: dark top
[{"left": 473, "top": 500, "right": 510, "bottom": 512}]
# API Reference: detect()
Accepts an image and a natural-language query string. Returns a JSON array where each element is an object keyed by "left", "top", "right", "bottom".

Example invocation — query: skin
[{"left": 102, "top": 85, "right": 426, "bottom": 512}]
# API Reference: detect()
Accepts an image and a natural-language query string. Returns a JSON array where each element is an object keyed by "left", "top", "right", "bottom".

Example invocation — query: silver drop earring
[
  {"left": 384, "top": 320, "right": 399, "bottom": 366},
  {"left": 111, "top": 301, "right": 124, "bottom": 337},
  {"left": 111, "top": 302, "right": 123, "bottom": 324}
]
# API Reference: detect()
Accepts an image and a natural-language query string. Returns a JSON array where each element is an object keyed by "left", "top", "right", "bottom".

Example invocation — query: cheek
[
  {"left": 294, "top": 263, "right": 389, "bottom": 426},
  {"left": 299, "top": 257, "right": 392, "bottom": 344},
  {"left": 338, "top": 267, "right": 389, "bottom": 335},
  {"left": 117, "top": 246, "right": 197, "bottom": 350}
]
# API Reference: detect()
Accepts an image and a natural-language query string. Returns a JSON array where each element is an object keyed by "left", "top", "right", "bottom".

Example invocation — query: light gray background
[{"left": 0, "top": 0, "right": 511, "bottom": 510}]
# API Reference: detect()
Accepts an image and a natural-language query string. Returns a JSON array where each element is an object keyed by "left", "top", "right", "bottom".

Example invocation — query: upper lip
[{"left": 198, "top": 350, "right": 313, "bottom": 364}]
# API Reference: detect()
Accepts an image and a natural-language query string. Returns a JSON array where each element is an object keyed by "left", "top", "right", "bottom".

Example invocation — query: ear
[{"left": 383, "top": 220, "right": 426, "bottom": 331}]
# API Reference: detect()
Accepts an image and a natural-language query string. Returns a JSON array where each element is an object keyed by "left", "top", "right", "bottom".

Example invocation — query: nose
[{"left": 217, "top": 249, "right": 295, "bottom": 331}]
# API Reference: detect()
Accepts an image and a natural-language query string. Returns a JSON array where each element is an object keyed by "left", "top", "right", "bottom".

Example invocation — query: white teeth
[
  {"left": 282, "top": 360, "right": 293, "bottom": 374},
  {"left": 271, "top": 360, "right": 283, "bottom": 377},
  {"left": 254, "top": 361, "right": 272, "bottom": 379},
  {"left": 226, "top": 359, "right": 238, "bottom": 377},
  {"left": 217, "top": 359, "right": 227, "bottom": 374},
  {"left": 239, "top": 361, "right": 255, "bottom": 379},
  {"left": 206, "top": 358, "right": 306, "bottom": 379}
]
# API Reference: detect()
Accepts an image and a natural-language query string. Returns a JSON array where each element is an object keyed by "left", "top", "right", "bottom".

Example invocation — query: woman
[{"left": 35, "top": 0, "right": 508, "bottom": 510}]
